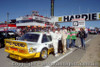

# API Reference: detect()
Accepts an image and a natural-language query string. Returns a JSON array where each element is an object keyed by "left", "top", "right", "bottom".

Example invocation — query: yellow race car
[{"left": 5, "top": 32, "right": 54, "bottom": 60}]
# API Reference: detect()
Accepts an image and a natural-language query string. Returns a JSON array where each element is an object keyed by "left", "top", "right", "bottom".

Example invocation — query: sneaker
[
  {"left": 55, "top": 54, "right": 59, "bottom": 57},
  {"left": 80, "top": 46, "right": 83, "bottom": 49},
  {"left": 80, "top": 47, "right": 82, "bottom": 49},
  {"left": 58, "top": 53, "right": 60, "bottom": 55},
  {"left": 78, "top": 45, "right": 81, "bottom": 47},
  {"left": 69, "top": 48, "right": 73, "bottom": 50},
  {"left": 63, "top": 52, "right": 65, "bottom": 54}
]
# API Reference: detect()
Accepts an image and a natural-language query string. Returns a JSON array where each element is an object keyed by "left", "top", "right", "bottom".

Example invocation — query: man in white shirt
[
  {"left": 50, "top": 28, "right": 59, "bottom": 57},
  {"left": 61, "top": 27, "right": 68, "bottom": 54},
  {"left": 57, "top": 28, "right": 63, "bottom": 53}
]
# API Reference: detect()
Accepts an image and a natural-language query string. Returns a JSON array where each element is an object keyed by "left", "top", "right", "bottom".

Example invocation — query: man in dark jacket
[{"left": 78, "top": 28, "right": 87, "bottom": 50}]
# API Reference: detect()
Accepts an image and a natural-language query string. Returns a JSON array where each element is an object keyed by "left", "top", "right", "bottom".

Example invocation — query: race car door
[{"left": 42, "top": 34, "right": 53, "bottom": 49}]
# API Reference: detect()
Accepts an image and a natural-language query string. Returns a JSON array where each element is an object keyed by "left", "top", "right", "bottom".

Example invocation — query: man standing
[
  {"left": 50, "top": 28, "right": 59, "bottom": 57},
  {"left": 66, "top": 27, "right": 71, "bottom": 50},
  {"left": 61, "top": 27, "right": 68, "bottom": 54},
  {"left": 57, "top": 28, "right": 63, "bottom": 53},
  {"left": 78, "top": 28, "right": 87, "bottom": 50}
]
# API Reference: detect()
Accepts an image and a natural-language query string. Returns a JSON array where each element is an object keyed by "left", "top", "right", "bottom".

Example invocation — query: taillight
[{"left": 19, "top": 49, "right": 28, "bottom": 54}]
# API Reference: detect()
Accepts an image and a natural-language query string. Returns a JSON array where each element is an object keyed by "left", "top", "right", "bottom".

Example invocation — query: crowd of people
[
  {"left": 16, "top": 26, "right": 87, "bottom": 57},
  {"left": 50, "top": 27, "right": 87, "bottom": 57}
]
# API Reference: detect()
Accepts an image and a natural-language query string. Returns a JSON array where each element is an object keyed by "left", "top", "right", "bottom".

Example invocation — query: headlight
[
  {"left": 5, "top": 46, "right": 9, "bottom": 50},
  {"left": 29, "top": 48, "right": 37, "bottom": 53}
]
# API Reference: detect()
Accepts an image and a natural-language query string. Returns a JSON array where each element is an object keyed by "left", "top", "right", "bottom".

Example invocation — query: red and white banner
[{"left": 0, "top": 24, "right": 16, "bottom": 31}]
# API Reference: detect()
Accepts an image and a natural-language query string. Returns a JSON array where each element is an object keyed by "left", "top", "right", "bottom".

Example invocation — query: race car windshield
[{"left": 19, "top": 34, "right": 39, "bottom": 42}]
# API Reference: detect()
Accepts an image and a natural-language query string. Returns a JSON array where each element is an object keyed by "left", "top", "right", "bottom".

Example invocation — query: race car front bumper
[{"left": 5, "top": 49, "right": 40, "bottom": 60}]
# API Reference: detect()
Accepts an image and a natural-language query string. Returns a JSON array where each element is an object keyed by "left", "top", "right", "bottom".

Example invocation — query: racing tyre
[{"left": 40, "top": 48, "right": 48, "bottom": 60}]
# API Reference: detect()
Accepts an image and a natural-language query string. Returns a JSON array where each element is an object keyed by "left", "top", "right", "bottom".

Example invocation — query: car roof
[
  {"left": 0, "top": 31, "right": 14, "bottom": 33},
  {"left": 26, "top": 32, "right": 50, "bottom": 35}
]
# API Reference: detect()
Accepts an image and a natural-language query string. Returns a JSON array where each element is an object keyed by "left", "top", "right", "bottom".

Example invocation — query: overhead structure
[
  {"left": 15, "top": 11, "right": 54, "bottom": 29},
  {"left": 51, "top": 0, "right": 54, "bottom": 17},
  {"left": 53, "top": 12, "right": 100, "bottom": 22}
]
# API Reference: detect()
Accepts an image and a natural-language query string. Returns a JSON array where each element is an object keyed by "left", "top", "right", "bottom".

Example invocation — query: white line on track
[
  {"left": 44, "top": 50, "right": 74, "bottom": 67},
  {"left": 44, "top": 35, "right": 97, "bottom": 67},
  {"left": 78, "top": 39, "right": 91, "bottom": 47},
  {"left": 85, "top": 39, "right": 91, "bottom": 43}
]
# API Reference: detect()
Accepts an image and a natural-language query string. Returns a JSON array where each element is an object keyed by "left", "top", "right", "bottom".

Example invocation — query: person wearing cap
[
  {"left": 50, "top": 28, "right": 59, "bottom": 57},
  {"left": 61, "top": 26, "right": 68, "bottom": 54}
]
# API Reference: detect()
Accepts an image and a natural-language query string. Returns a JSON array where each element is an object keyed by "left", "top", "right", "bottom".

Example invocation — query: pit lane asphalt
[{"left": 0, "top": 34, "right": 97, "bottom": 67}]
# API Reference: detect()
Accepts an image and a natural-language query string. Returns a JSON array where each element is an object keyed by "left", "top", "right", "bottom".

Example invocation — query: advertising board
[{"left": 57, "top": 13, "right": 100, "bottom": 22}]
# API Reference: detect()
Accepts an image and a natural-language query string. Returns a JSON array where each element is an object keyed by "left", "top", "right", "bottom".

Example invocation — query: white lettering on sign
[{"left": 33, "top": 16, "right": 49, "bottom": 22}]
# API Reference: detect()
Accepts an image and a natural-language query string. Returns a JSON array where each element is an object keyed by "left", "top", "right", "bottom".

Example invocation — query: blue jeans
[
  {"left": 71, "top": 39, "right": 76, "bottom": 47},
  {"left": 80, "top": 38, "right": 85, "bottom": 48},
  {"left": 67, "top": 39, "right": 70, "bottom": 48}
]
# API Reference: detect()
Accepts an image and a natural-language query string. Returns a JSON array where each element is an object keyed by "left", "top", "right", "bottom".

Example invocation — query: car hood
[{"left": 11, "top": 40, "right": 40, "bottom": 49}]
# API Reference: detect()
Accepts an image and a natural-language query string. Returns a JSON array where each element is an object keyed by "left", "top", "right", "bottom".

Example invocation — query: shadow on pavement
[{"left": 7, "top": 55, "right": 43, "bottom": 63}]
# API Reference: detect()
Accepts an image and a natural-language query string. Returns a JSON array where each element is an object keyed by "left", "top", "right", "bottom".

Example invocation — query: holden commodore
[{"left": 5, "top": 32, "right": 54, "bottom": 60}]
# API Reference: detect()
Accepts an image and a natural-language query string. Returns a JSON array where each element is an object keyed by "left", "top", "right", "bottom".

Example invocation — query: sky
[{"left": 0, "top": 0, "right": 100, "bottom": 28}]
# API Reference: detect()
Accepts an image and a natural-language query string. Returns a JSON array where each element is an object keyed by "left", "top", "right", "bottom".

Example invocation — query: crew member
[
  {"left": 66, "top": 27, "right": 71, "bottom": 50},
  {"left": 57, "top": 28, "right": 63, "bottom": 53},
  {"left": 61, "top": 26, "right": 68, "bottom": 54},
  {"left": 50, "top": 28, "right": 59, "bottom": 57}
]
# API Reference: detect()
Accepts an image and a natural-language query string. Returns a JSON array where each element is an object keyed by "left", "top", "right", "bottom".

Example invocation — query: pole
[
  {"left": 51, "top": 0, "right": 54, "bottom": 17},
  {"left": 79, "top": 6, "right": 80, "bottom": 14},
  {"left": 51, "top": 0, "right": 55, "bottom": 28},
  {"left": 7, "top": 12, "right": 9, "bottom": 31}
]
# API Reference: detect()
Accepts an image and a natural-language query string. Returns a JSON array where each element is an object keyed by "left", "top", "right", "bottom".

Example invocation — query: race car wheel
[{"left": 40, "top": 48, "right": 48, "bottom": 60}]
